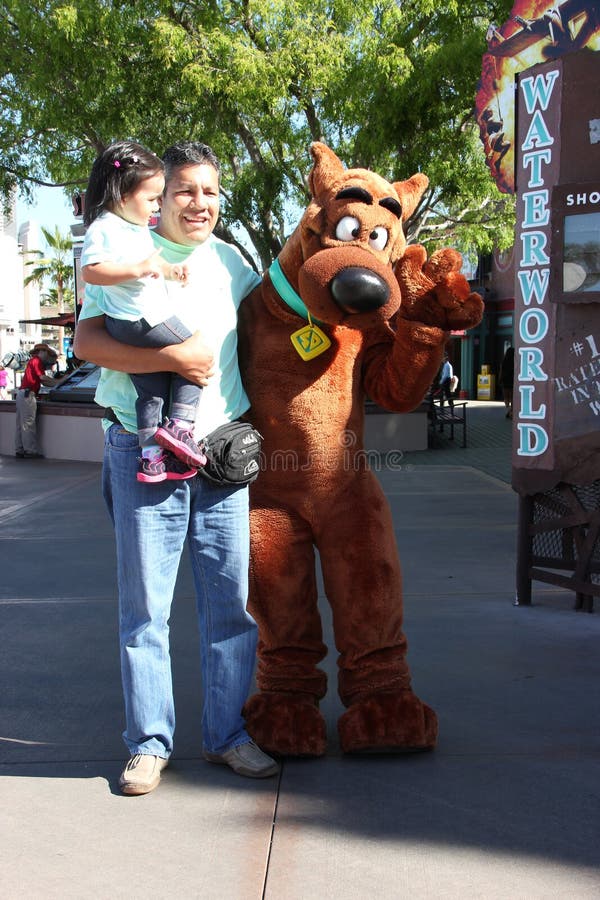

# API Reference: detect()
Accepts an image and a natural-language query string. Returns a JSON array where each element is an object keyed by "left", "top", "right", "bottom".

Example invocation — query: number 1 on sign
[{"left": 585, "top": 334, "right": 599, "bottom": 358}]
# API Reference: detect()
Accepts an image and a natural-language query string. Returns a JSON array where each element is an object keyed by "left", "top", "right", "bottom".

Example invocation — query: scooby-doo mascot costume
[{"left": 238, "top": 143, "right": 483, "bottom": 756}]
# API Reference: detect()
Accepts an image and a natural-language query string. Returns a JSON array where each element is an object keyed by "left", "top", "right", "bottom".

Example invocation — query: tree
[
  {"left": 23, "top": 226, "right": 74, "bottom": 314},
  {"left": 1, "top": 0, "right": 514, "bottom": 270},
  {"left": 40, "top": 286, "right": 75, "bottom": 309},
  {"left": 23, "top": 225, "right": 75, "bottom": 351}
]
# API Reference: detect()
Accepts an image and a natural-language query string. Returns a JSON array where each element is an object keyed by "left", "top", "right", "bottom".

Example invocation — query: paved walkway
[
  {"left": 2, "top": 402, "right": 599, "bottom": 898},
  {"left": 404, "top": 398, "right": 514, "bottom": 484}
]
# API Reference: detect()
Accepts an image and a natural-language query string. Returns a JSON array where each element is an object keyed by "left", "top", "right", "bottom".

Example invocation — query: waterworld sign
[{"left": 514, "top": 63, "right": 561, "bottom": 464}]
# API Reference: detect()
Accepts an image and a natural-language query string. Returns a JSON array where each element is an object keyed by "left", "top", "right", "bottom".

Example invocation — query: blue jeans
[
  {"left": 105, "top": 315, "right": 202, "bottom": 445},
  {"left": 102, "top": 423, "right": 256, "bottom": 758}
]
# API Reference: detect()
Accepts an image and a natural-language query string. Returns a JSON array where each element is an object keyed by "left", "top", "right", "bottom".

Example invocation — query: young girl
[{"left": 81, "top": 140, "right": 207, "bottom": 483}]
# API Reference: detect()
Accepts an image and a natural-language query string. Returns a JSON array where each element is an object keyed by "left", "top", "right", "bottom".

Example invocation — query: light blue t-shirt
[
  {"left": 78, "top": 231, "right": 261, "bottom": 438},
  {"left": 81, "top": 211, "right": 168, "bottom": 326}
]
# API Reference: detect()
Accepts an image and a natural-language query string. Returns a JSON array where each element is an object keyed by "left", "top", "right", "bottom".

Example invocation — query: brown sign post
[{"left": 512, "top": 50, "right": 600, "bottom": 607}]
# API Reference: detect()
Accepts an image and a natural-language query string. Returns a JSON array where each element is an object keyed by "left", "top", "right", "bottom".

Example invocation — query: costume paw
[
  {"left": 338, "top": 689, "right": 438, "bottom": 754},
  {"left": 243, "top": 692, "right": 327, "bottom": 757},
  {"left": 396, "top": 245, "right": 484, "bottom": 331}
]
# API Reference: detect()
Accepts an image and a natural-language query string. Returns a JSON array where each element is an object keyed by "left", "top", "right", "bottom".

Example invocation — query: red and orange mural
[{"left": 475, "top": 0, "right": 600, "bottom": 193}]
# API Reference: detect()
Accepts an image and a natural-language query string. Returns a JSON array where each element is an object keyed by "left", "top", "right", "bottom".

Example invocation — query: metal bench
[{"left": 427, "top": 399, "right": 467, "bottom": 448}]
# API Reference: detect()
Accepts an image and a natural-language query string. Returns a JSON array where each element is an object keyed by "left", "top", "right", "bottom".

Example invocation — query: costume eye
[
  {"left": 369, "top": 227, "right": 389, "bottom": 251},
  {"left": 335, "top": 216, "right": 361, "bottom": 241}
]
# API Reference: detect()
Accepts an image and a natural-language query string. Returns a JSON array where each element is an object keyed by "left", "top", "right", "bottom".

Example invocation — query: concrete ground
[{"left": 2, "top": 402, "right": 599, "bottom": 898}]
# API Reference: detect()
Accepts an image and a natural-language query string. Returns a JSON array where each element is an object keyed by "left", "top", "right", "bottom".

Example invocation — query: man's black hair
[{"left": 162, "top": 142, "right": 221, "bottom": 183}]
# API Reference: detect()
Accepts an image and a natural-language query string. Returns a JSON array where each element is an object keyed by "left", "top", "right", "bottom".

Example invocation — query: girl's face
[{"left": 116, "top": 172, "right": 165, "bottom": 226}]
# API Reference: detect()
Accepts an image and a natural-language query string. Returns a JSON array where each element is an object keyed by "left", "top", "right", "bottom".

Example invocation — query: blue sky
[{"left": 16, "top": 185, "right": 76, "bottom": 244}]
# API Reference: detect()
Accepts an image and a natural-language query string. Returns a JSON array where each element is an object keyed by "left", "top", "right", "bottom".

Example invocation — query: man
[
  {"left": 437, "top": 354, "right": 455, "bottom": 410},
  {"left": 74, "top": 142, "right": 278, "bottom": 795},
  {"left": 15, "top": 343, "right": 58, "bottom": 458}
]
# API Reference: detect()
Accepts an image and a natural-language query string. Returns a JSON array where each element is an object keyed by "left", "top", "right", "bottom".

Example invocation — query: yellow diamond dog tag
[{"left": 290, "top": 323, "right": 331, "bottom": 361}]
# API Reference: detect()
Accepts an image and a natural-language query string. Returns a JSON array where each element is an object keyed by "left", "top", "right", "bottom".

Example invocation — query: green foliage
[
  {"left": 41, "top": 286, "right": 75, "bottom": 308},
  {"left": 23, "top": 226, "right": 74, "bottom": 309},
  {"left": 1, "top": 0, "right": 515, "bottom": 267}
]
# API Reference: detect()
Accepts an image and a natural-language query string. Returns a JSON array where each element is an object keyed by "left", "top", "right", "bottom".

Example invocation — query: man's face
[{"left": 157, "top": 163, "right": 220, "bottom": 247}]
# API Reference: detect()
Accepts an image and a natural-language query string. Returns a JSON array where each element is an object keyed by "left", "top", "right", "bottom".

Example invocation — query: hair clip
[{"left": 115, "top": 155, "right": 139, "bottom": 168}]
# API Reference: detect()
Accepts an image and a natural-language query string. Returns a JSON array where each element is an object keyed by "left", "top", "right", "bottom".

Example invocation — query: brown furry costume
[{"left": 238, "top": 143, "right": 483, "bottom": 756}]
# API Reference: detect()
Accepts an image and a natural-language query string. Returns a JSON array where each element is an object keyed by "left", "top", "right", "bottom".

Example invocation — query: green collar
[{"left": 269, "top": 258, "right": 316, "bottom": 322}]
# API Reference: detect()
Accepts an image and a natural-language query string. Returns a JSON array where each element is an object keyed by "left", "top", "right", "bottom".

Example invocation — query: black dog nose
[{"left": 330, "top": 267, "right": 390, "bottom": 313}]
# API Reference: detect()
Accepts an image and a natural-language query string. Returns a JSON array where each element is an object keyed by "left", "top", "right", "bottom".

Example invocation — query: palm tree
[
  {"left": 40, "top": 286, "right": 75, "bottom": 308},
  {"left": 24, "top": 225, "right": 74, "bottom": 311},
  {"left": 23, "top": 226, "right": 74, "bottom": 352}
]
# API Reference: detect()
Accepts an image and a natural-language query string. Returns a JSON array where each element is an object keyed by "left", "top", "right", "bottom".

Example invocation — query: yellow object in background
[{"left": 477, "top": 374, "right": 496, "bottom": 400}]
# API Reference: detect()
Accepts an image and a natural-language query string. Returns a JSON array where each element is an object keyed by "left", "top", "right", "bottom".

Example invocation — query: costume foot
[
  {"left": 338, "top": 689, "right": 438, "bottom": 754},
  {"left": 243, "top": 691, "right": 327, "bottom": 757}
]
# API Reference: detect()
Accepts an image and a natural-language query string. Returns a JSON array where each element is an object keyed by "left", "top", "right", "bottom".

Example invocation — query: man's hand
[
  {"left": 75, "top": 315, "right": 214, "bottom": 384},
  {"left": 161, "top": 331, "right": 215, "bottom": 386}
]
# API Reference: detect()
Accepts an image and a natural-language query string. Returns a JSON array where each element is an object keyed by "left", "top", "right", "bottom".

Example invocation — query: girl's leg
[
  {"left": 105, "top": 317, "right": 173, "bottom": 445},
  {"left": 106, "top": 316, "right": 205, "bottom": 467},
  {"left": 135, "top": 316, "right": 203, "bottom": 429}
]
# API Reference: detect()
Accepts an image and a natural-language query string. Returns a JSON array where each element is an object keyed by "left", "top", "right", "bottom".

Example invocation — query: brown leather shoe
[
  {"left": 204, "top": 740, "right": 279, "bottom": 778},
  {"left": 119, "top": 754, "right": 168, "bottom": 795}
]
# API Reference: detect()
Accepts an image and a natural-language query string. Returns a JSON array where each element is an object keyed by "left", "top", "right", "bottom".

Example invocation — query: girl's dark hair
[{"left": 83, "top": 140, "right": 163, "bottom": 226}]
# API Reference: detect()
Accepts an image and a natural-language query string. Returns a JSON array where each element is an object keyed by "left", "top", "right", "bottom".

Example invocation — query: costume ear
[
  {"left": 309, "top": 142, "right": 345, "bottom": 198},
  {"left": 393, "top": 173, "right": 429, "bottom": 222}
]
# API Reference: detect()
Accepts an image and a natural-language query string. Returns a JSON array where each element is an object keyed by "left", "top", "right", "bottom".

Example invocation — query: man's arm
[{"left": 74, "top": 315, "right": 215, "bottom": 386}]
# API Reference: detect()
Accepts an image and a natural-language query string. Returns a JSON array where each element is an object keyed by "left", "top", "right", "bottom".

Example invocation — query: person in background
[
  {"left": 0, "top": 364, "right": 8, "bottom": 400},
  {"left": 499, "top": 345, "right": 515, "bottom": 419},
  {"left": 438, "top": 354, "right": 455, "bottom": 410},
  {"left": 65, "top": 339, "right": 81, "bottom": 372},
  {"left": 74, "top": 141, "right": 279, "bottom": 795},
  {"left": 15, "top": 343, "right": 59, "bottom": 459}
]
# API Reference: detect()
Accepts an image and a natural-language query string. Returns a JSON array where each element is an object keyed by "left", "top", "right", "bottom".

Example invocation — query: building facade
[{"left": 0, "top": 195, "right": 43, "bottom": 367}]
